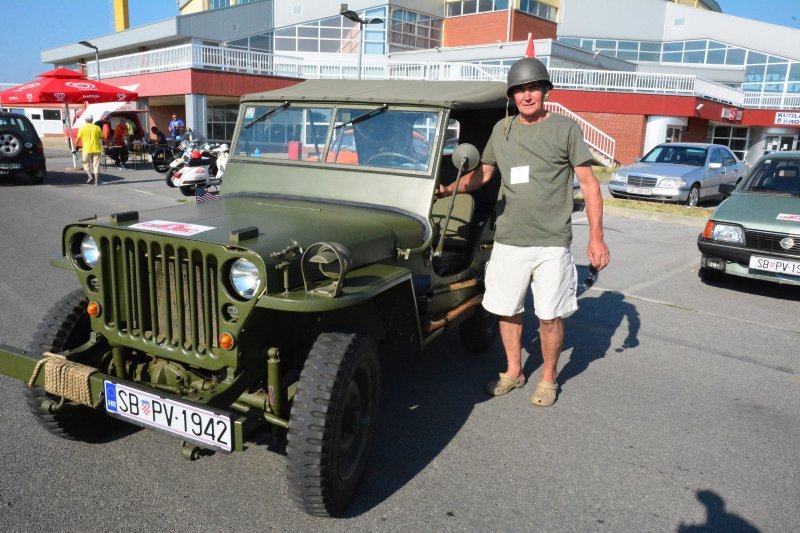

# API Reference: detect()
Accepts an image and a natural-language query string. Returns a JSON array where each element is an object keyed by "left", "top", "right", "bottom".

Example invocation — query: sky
[{"left": 1, "top": 0, "right": 799, "bottom": 83}]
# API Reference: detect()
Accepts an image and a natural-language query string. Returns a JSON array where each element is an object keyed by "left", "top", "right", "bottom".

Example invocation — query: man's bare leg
[
  {"left": 498, "top": 313, "right": 524, "bottom": 378},
  {"left": 538, "top": 317, "right": 563, "bottom": 384}
]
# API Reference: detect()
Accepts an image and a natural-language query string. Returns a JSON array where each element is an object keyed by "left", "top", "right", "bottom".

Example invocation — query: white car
[{"left": 608, "top": 143, "right": 746, "bottom": 207}]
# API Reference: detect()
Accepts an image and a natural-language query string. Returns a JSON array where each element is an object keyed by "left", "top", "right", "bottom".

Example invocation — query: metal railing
[
  {"left": 82, "top": 43, "right": 800, "bottom": 110},
  {"left": 545, "top": 102, "right": 616, "bottom": 164},
  {"left": 744, "top": 92, "right": 800, "bottom": 109}
]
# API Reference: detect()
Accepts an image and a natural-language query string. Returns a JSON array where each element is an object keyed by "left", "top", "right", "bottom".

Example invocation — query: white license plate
[
  {"left": 749, "top": 255, "right": 800, "bottom": 277},
  {"left": 626, "top": 186, "right": 651, "bottom": 195},
  {"left": 0, "top": 163, "right": 22, "bottom": 170},
  {"left": 104, "top": 380, "right": 232, "bottom": 452}
]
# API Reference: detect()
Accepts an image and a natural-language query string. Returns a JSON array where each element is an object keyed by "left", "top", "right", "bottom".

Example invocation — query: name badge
[{"left": 510, "top": 166, "right": 529, "bottom": 185}]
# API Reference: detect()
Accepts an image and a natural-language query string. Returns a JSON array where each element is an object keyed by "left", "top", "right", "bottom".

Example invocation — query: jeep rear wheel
[
  {"left": 287, "top": 327, "right": 380, "bottom": 517},
  {"left": 23, "top": 289, "right": 117, "bottom": 441}
]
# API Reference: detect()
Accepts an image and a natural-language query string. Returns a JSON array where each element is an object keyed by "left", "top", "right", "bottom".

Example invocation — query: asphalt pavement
[{"left": 0, "top": 150, "right": 798, "bottom": 532}]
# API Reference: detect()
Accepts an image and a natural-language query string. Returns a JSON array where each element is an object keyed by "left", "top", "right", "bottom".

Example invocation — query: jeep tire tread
[
  {"left": 287, "top": 327, "right": 380, "bottom": 517},
  {"left": 23, "top": 289, "right": 117, "bottom": 441}
]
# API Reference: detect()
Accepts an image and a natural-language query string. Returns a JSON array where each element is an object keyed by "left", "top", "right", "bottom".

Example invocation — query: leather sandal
[
  {"left": 485, "top": 372, "right": 526, "bottom": 396},
  {"left": 530, "top": 381, "right": 558, "bottom": 407}
]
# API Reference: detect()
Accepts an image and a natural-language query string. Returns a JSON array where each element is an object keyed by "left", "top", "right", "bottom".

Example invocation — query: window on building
[
  {"left": 43, "top": 110, "right": 61, "bottom": 121},
  {"left": 210, "top": 0, "right": 230, "bottom": 9},
  {"left": 711, "top": 125, "right": 748, "bottom": 161},
  {"left": 208, "top": 104, "right": 239, "bottom": 142},
  {"left": 275, "top": 8, "right": 390, "bottom": 55},
  {"left": 388, "top": 7, "right": 443, "bottom": 51}
]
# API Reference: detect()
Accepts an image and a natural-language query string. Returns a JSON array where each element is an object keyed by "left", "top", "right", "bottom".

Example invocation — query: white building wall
[
  {"left": 557, "top": 0, "right": 667, "bottom": 41},
  {"left": 644, "top": 115, "right": 688, "bottom": 155}
]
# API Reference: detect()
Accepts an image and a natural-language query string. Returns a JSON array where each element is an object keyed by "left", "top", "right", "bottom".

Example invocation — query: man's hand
[
  {"left": 575, "top": 164, "right": 610, "bottom": 271},
  {"left": 435, "top": 184, "right": 450, "bottom": 199},
  {"left": 587, "top": 240, "right": 610, "bottom": 271}
]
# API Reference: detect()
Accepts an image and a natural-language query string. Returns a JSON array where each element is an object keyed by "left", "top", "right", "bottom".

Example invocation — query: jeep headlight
[
  {"left": 659, "top": 178, "right": 687, "bottom": 188},
  {"left": 230, "top": 258, "right": 261, "bottom": 299},
  {"left": 80, "top": 235, "right": 100, "bottom": 268},
  {"left": 610, "top": 172, "right": 627, "bottom": 183},
  {"left": 703, "top": 221, "right": 743, "bottom": 244}
]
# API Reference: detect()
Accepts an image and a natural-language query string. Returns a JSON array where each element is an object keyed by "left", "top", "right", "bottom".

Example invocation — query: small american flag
[{"left": 195, "top": 187, "right": 219, "bottom": 203}]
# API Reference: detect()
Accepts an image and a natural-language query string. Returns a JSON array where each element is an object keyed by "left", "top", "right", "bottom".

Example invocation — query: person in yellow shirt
[{"left": 75, "top": 114, "right": 106, "bottom": 185}]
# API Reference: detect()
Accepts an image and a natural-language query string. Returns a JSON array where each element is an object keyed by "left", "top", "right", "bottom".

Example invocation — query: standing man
[
  {"left": 75, "top": 114, "right": 105, "bottom": 185},
  {"left": 168, "top": 113, "right": 185, "bottom": 141},
  {"left": 436, "top": 57, "right": 610, "bottom": 406}
]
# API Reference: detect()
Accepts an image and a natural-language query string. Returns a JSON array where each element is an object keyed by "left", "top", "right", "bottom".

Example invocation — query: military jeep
[{"left": 0, "top": 79, "right": 508, "bottom": 517}]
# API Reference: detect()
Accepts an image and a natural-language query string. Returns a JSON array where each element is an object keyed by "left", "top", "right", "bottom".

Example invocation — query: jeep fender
[{"left": 255, "top": 263, "right": 422, "bottom": 351}]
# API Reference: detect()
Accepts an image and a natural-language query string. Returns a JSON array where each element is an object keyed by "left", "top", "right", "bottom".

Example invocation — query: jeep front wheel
[
  {"left": 23, "top": 289, "right": 117, "bottom": 441},
  {"left": 287, "top": 327, "right": 380, "bottom": 517}
]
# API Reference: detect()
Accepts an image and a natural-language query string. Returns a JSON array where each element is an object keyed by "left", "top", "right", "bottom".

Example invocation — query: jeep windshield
[{"left": 234, "top": 103, "right": 439, "bottom": 172}]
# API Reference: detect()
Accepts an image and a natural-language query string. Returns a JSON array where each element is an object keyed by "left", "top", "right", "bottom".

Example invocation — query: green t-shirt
[{"left": 482, "top": 112, "right": 593, "bottom": 247}]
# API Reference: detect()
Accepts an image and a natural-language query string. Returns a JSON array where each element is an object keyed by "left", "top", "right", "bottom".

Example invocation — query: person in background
[
  {"left": 75, "top": 114, "right": 105, "bottom": 185},
  {"left": 151, "top": 126, "right": 168, "bottom": 145},
  {"left": 106, "top": 120, "right": 130, "bottom": 169},
  {"left": 168, "top": 113, "right": 185, "bottom": 141},
  {"left": 100, "top": 119, "right": 112, "bottom": 143},
  {"left": 436, "top": 57, "right": 610, "bottom": 407}
]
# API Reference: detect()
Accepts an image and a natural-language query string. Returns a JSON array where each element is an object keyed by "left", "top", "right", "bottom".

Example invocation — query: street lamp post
[
  {"left": 340, "top": 9, "right": 383, "bottom": 79},
  {"left": 78, "top": 40, "right": 100, "bottom": 81}
]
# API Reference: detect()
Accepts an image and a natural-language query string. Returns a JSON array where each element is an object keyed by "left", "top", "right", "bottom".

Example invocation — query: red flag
[{"left": 525, "top": 33, "right": 535, "bottom": 58}]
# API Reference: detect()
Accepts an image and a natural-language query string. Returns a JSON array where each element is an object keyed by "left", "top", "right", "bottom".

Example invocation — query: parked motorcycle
[
  {"left": 150, "top": 145, "right": 177, "bottom": 173},
  {"left": 152, "top": 128, "right": 195, "bottom": 174},
  {"left": 171, "top": 143, "right": 229, "bottom": 197},
  {"left": 163, "top": 138, "right": 198, "bottom": 187}
]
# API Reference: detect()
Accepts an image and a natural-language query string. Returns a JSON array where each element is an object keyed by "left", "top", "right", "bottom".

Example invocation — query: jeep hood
[
  {"left": 92, "top": 195, "right": 427, "bottom": 269},
  {"left": 712, "top": 193, "right": 800, "bottom": 232}
]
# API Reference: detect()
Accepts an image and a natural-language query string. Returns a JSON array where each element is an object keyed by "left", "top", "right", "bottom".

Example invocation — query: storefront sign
[{"left": 775, "top": 112, "right": 800, "bottom": 125}]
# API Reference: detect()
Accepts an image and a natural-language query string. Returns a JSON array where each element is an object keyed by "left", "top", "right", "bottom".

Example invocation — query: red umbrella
[{"left": 0, "top": 68, "right": 138, "bottom": 166}]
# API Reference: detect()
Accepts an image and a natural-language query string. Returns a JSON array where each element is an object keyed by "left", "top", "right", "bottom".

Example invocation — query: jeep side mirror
[{"left": 451, "top": 143, "right": 480, "bottom": 173}]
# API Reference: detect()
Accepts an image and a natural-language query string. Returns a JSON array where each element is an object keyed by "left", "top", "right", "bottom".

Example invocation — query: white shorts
[{"left": 482, "top": 243, "right": 577, "bottom": 320}]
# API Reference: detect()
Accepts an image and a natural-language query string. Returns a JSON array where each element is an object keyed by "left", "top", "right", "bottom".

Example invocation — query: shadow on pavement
[
  {"left": 348, "top": 328, "right": 500, "bottom": 516},
  {"left": 349, "top": 266, "right": 641, "bottom": 516},
  {"left": 677, "top": 489, "right": 760, "bottom": 533},
  {"left": 698, "top": 271, "right": 800, "bottom": 302}
]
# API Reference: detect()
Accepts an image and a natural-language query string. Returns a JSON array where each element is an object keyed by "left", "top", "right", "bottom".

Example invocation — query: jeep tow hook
[{"left": 180, "top": 441, "right": 213, "bottom": 461}]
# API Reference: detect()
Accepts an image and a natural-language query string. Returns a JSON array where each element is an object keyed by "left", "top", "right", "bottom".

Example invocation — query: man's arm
[
  {"left": 575, "top": 163, "right": 610, "bottom": 270},
  {"left": 436, "top": 162, "right": 496, "bottom": 198}
]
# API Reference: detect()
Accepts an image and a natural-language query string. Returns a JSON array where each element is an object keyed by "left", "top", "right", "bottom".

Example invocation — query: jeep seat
[{"left": 430, "top": 193, "right": 475, "bottom": 275}]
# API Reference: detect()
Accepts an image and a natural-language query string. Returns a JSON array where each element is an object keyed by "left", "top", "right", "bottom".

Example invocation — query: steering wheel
[{"left": 365, "top": 151, "right": 418, "bottom": 167}]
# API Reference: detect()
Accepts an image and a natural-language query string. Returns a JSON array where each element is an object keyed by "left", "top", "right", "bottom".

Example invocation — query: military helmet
[{"left": 506, "top": 57, "right": 552, "bottom": 96}]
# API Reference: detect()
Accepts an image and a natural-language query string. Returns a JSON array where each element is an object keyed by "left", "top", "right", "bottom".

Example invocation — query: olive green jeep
[{"left": 0, "top": 79, "right": 508, "bottom": 517}]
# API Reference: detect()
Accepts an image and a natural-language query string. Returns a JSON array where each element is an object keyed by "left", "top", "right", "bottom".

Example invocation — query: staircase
[{"left": 544, "top": 102, "right": 616, "bottom": 167}]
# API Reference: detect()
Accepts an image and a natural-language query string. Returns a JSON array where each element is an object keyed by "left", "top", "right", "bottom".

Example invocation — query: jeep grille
[{"left": 99, "top": 236, "right": 220, "bottom": 354}]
